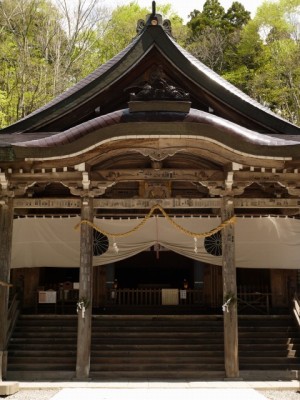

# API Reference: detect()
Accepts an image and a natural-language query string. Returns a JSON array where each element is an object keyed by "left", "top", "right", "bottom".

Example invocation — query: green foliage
[
  {"left": 0, "top": 91, "right": 8, "bottom": 128},
  {"left": 231, "top": 0, "right": 300, "bottom": 124},
  {"left": 91, "top": 2, "right": 187, "bottom": 70},
  {"left": 0, "top": 0, "right": 68, "bottom": 125},
  {"left": 186, "top": 0, "right": 251, "bottom": 74},
  {"left": 0, "top": 1, "right": 186, "bottom": 128},
  {"left": 187, "top": 0, "right": 225, "bottom": 34},
  {"left": 100, "top": 2, "right": 148, "bottom": 61},
  {"left": 1, "top": 0, "right": 300, "bottom": 129}
]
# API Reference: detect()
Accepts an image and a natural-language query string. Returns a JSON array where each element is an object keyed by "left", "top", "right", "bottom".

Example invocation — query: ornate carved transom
[{"left": 129, "top": 66, "right": 190, "bottom": 102}]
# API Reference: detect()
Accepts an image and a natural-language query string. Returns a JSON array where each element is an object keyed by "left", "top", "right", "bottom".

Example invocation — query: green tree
[
  {"left": 186, "top": 0, "right": 250, "bottom": 74},
  {"left": 0, "top": 0, "right": 185, "bottom": 129},
  {"left": 187, "top": 0, "right": 225, "bottom": 34},
  {"left": 229, "top": 0, "right": 300, "bottom": 124},
  {"left": 0, "top": 0, "right": 110, "bottom": 128},
  {"left": 0, "top": 0, "right": 65, "bottom": 125},
  {"left": 90, "top": 1, "right": 186, "bottom": 72}
]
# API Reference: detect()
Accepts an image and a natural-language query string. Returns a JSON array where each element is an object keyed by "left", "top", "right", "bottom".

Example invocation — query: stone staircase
[{"left": 6, "top": 313, "right": 300, "bottom": 380}]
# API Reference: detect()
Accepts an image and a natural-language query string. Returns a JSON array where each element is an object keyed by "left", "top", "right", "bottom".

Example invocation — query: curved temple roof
[
  {"left": 10, "top": 109, "right": 300, "bottom": 164},
  {"left": 0, "top": 8, "right": 300, "bottom": 138}
]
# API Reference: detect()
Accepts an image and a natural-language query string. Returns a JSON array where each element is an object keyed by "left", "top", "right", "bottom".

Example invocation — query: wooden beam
[
  {"left": 221, "top": 197, "right": 239, "bottom": 378},
  {"left": 91, "top": 169, "right": 224, "bottom": 181},
  {"left": 76, "top": 197, "right": 94, "bottom": 380},
  {"left": 12, "top": 197, "right": 300, "bottom": 209},
  {"left": 8, "top": 168, "right": 300, "bottom": 184},
  {"left": 13, "top": 198, "right": 82, "bottom": 209}
]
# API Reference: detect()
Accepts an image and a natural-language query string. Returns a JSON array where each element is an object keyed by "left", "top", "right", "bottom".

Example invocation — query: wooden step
[{"left": 6, "top": 313, "right": 300, "bottom": 381}]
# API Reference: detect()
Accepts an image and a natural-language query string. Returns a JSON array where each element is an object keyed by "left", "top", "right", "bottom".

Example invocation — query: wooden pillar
[
  {"left": 221, "top": 196, "right": 239, "bottom": 378},
  {"left": 0, "top": 198, "right": 14, "bottom": 381},
  {"left": 76, "top": 197, "right": 94, "bottom": 380}
]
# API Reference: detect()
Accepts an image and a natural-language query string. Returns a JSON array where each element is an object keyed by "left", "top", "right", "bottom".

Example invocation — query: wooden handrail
[
  {"left": 237, "top": 291, "right": 271, "bottom": 314},
  {"left": 5, "top": 292, "right": 21, "bottom": 349},
  {"left": 292, "top": 293, "right": 300, "bottom": 327}
]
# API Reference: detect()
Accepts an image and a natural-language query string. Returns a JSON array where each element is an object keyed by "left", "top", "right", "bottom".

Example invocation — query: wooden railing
[
  {"left": 2, "top": 291, "right": 21, "bottom": 379},
  {"left": 106, "top": 288, "right": 203, "bottom": 307},
  {"left": 6, "top": 291, "right": 21, "bottom": 348},
  {"left": 106, "top": 286, "right": 271, "bottom": 312},
  {"left": 237, "top": 285, "right": 271, "bottom": 314},
  {"left": 292, "top": 293, "right": 300, "bottom": 327}
]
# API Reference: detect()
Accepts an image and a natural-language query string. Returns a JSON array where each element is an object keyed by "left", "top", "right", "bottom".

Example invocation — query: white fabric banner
[{"left": 11, "top": 215, "right": 300, "bottom": 269}]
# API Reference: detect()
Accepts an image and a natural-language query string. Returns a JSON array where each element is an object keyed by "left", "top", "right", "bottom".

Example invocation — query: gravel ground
[
  {"left": 1, "top": 389, "right": 300, "bottom": 400},
  {"left": 258, "top": 390, "right": 300, "bottom": 400},
  {"left": 0, "top": 389, "right": 59, "bottom": 399}
]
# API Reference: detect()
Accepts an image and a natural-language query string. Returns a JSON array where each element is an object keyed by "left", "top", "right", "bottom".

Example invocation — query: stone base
[{"left": 0, "top": 382, "right": 19, "bottom": 395}]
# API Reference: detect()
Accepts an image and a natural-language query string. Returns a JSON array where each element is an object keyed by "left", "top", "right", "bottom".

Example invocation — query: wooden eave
[
  {"left": 2, "top": 109, "right": 299, "bottom": 172},
  {"left": 1, "top": 24, "right": 300, "bottom": 136}
]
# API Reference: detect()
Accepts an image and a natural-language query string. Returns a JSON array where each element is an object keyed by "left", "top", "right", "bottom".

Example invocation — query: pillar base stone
[{"left": 0, "top": 382, "right": 19, "bottom": 395}]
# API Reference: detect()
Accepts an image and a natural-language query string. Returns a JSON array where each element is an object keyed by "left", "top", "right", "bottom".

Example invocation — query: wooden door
[{"left": 203, "top": 264, "right": 223, "bottom": 309}]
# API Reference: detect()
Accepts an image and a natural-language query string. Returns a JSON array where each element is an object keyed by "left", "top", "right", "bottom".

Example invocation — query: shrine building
[{"left": 1, "top": 2, "right": 300, "bottom": 381}]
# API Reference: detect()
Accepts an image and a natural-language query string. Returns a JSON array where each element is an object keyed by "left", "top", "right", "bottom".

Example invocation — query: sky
[{"left": 109, "top": 0, "right": 265, "bottom": 22}]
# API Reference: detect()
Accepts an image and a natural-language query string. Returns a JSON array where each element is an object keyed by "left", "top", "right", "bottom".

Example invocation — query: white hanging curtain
[{"left": 11, "top": 215, "right": 300, "bottom": 269}]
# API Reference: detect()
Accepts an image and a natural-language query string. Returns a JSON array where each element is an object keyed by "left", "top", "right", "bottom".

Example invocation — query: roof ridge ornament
[
  {"left": 136, "top": 1, "right": 173, "bottom": 36},
  {"left": 152, "top": 1, "right": 156, "bottom": 16}
]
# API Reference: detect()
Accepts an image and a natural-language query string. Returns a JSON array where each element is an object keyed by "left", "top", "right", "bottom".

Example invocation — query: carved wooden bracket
[
  {"left": 0, "top": 173, "right": 31, "bottom": 197},
  {"left": 199, "top": 180, "right": 253, "bottom": 197},
  {"left": 132, "top": 148, "right": 184, "bottom": 161},
  {"left": 68, "top": 181, "right": 116, "bottom": 197},
  {"left": 278, "top": 181, "right": 300, "bottom": 196}
]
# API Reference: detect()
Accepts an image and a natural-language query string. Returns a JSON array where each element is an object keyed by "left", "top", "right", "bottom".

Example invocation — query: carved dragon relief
[
  {"left": 141, "top": 181, "right": 171, "bottom": 199},
  {"left": 128, "top": 64, "right": 190, "bottom": 102}
]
